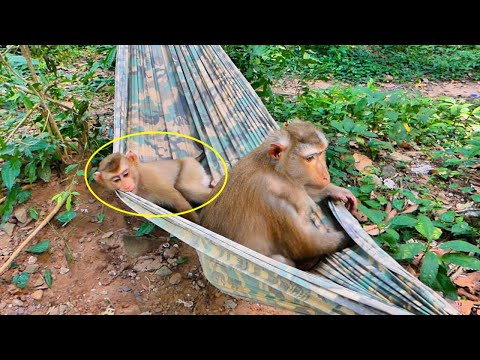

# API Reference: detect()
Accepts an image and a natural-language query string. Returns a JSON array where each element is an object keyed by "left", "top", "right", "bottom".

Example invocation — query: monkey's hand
[{"left": 328, "top": 187, "right": 358, "bottom": 212}]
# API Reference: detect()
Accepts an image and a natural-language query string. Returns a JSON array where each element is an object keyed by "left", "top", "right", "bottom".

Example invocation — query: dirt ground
[
  {"left": 0, "top": 177, "right": 294, "bottom": 315},
  {"left": 0, "top": 77, "right": 478, "bottom": 316}
]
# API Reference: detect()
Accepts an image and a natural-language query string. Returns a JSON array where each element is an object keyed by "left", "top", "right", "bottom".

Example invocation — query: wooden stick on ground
[{"left": 0, "top": 196, "right": 66, "bottom": 276}]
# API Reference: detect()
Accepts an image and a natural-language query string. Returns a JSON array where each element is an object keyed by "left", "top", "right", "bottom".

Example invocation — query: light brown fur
[
  {"left": 201, "top": 121, "right": 358, "bottom": 269},
  {"left": 94, "top": 151, "right": 212, "bottom": 223}
]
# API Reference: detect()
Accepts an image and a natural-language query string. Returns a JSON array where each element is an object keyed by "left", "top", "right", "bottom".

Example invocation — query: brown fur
[
  {"left": 94, "top": 151, "right": 213, "bottom": 223},
  {"left": 201, "top": 121, "right": 357, "bottom": 269}
]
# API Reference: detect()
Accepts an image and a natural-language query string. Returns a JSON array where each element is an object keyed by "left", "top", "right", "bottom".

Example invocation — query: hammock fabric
[{"left": 112, "top": 45, "right": 459, "bottom": 315}]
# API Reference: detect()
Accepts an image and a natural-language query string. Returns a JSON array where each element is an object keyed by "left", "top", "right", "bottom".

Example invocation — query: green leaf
[
  {"left": 12, "top": 272, "right": 30, "bottom": 289},
  {"left": 363, "top": 200, "right": 381, "bottom": 210},
  {"left": 56, "top": 210, "right": 77, "bottom": 224},
  {"left": 44, "top": 268, "right": 53, "bottom": 288},
  {"left": 472, "top": 194, "right": 480, "bottom": 203},
  {"left": 66, "top": 194, "right": 72, "bottom": 211},
  {"left": 384, "top": 110, "right": 399, "bottom": 121},
  {"left": 460, "top": 187, "right": 473, "bottom": 194},
  {"left": 392, "top": 199, "right": 404, "bottom": 211},
  {"left": 419, "top": 251, "right": 440, "bottom": 287},
  {"left": 359, "top": 184, "right": 375, "bottom": 194},
  {"left": 17, "top": 189, "right": 31, "bottom": 204},
  {"left": 65, "top": 164, "right": 79, "bottom": 174},
  {"left": 38, "top": 165, "right": 51, "bottom": 182},
  {"left": 388, "top": 214, "right": 418, "bottom": 227},
  {"left": 1, "top": 159, "right": 21, "bottom": 190},
  {"left": 175, "top": 256, "right": 189, "bottom": 265},
  {"left": 97, "top": 213, "right": 105, "bottom": 223},
  {"left": 342, "top": 116, "right": 355, "bottom": 133},
  {"left": 440, "top": 211, "right": 456, "bottom": 223},
  {"left": 439, "top": 240, "right": 480, "bottom": 254},
  {"left": 357, "top": 204, "right": 386, "bottom": 225},
  {"left": 393, "top": 242, "right": 426, "bottom": 260},
  {"left": 442, "top": 253, "right": 480, "bottom": 270},
  {"left": 415, "top": 215, "right": 442, "bottom": 241},
  {"left": 435, "top": 266, "right": 458, "bottom": 300},
  {"left": 451, "top": 222, "right": 474, "bottom": 235},
  {"left": 29, "top": 208, "right": 39, "bottom": 220},
  {"left": 135, "top": 222, "right": 155, "bottom": 236},
  {"left": 26, "top": 240, "right": 50, "bottom": 254},
  {"left": 24, "top": 161, "right": 37, "bottom": 183},
  {"left": 76, "top": 170, "right": 85, "bottom": 177}
]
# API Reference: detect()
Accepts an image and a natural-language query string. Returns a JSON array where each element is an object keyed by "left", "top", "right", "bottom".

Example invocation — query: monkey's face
[
  {"left": 97, "top": 159, "right": 139, "bottom": 194},
  {"left": 287, "top": 144, "right": 330, "bottom": 188}
]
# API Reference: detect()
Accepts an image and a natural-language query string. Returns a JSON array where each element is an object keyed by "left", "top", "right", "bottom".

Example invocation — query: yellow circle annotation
[{"left": 84, "top": 131, "right": 229, "bottom": 218}]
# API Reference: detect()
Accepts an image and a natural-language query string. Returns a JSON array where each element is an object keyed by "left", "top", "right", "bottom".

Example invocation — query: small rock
[
  {"left": 48, "top": 306, "right": 60, "bottom": 315},
  {"left": 0, "top": 301, "right": 7, "bottom": 309},
  {"left": 383, "top": 179, "right": 396, "bottom": 189},
  {"left": 58, "top": 304, "right": 67, "bottom": 314},
  {"left": 155, "top": 266, "right": 172, "bottom": 277},
  {"left": 12, "top": 299, "right": 24, "bottom": 307},
  {"left": 16, "top": 308, "right": 25, "bottom": 315},
  {"left": 33, "top": 277, "right": 45, "bottom": 287},
  {"left": 381, "top": 166, "right": 396, "bottom": 178},
  {"left": 411, "top": 165, "right": 433, "bottom": 175},
  {"left": 14, "top": 207, "right": 28, "bottom": 224},
  {"left": 117, "top": 286, "right": 132, "bottom": 293},
  {"left": 31, "top": 290, "right": 43, "bottom": 301},
  {"left": 389, "top": 152, "right": 412, "bottom": 163},
  {"left": 163, "top": 247, "right": 178, "bottom": 259},
  {"left": 224, "top": 300, "right": 237, "bottom": 310},
  {"left": 197, "top": 280, "right": 206, "bottom": 288},
  {"left": 27, "top": 256, "right": 37, "bottom": 265},
  {"left": 370, "top": 175, "right": 382, "bottom": 186},
  {"left": 167, "top": 258, "right": 177, "bottom": 265},
  {"left": 176, "top": 299, "right": 194, "bottom": 309},
  {"left": 0, "top": 223, "right": 16, "bottom": 237},
  {"left": 101, "top": 231, "right": 114, "bottom": 239},
  {"left": 133, "top": 258, "right": 163, "bottom": 272},
  {"left": 25, "top": 264, "right": 40, "bottom": 274},
  {"left": 7, "top": 284, "right": 20, "bottom": 295},
  {"left": 59, "top": 267, "right": 70, "bottom": 275},
  {"left": 169, "top": 273, "right": 182, "bottom": 285}
]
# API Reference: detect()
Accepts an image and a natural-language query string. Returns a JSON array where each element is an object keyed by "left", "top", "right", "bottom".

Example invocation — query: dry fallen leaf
[
  {"left": 401, "top": 204, "right": 419, "bottom": 214},
  {"left": 353, "top": 153, "right": 373, "bottom": 173},
  {"left": 457, "top": 201, "right": 474, "bottom": 211},
  {"left": 455, "top": 300, "right": 479, "bottom": 315},
  {"left": 363, "top": 224, "right": 381, "bottom": 236},
  {"left": 385, "top": 201, "right": 392, "bottom": 214},
  {"left": 386, "top": 209, "right": 398, "bottom": 222},
  {"left": 454, "top": 272, "right": 480, "bottom": 295},
  {"left": 458, "top": 288, "right": 480, "bottom": 302},
  {"left": 399, "top": 141, "right": 413, "bottom": 150}
]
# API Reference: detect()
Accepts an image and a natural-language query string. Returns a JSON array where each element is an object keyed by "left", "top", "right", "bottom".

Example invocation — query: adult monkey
[
  {"left": 201, "top": 120, "right": 357, "bottom": 269},
  {"left": 94, "top": 151, "right": 213, "bottom": 223}
]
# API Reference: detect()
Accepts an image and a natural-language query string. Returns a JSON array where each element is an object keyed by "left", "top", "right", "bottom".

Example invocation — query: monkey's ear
[
  {"left": 93, "top": 171, "right": 104, "bottom": 184},
  {"left": 126, "top": 150, "right": 139, "bottom": 164},
  {"left": 268, "top": 143, "right": 287, "bottom": 159}
]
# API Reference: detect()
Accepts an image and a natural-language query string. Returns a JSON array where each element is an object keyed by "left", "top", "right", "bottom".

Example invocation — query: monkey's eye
[
  {"left": 112, "top": 178, "right": 120, "bottom": 183},
  {"left": 305, "top": 155, "right": 315, "bottom": 162},
  {"left": 123, "top": 171, "right": 129, "bottom": 177}
]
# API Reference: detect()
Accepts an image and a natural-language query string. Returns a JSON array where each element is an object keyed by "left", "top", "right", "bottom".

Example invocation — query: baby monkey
[{"left": 94, "top": 151, "right": 213, "bottom": 223}]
